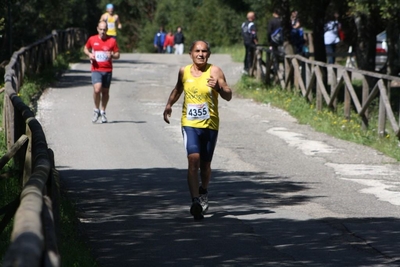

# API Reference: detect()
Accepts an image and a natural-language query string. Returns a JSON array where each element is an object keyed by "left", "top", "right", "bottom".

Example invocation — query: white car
[{"left": 376, "top": 31, "right": 387, "bottom": 71}]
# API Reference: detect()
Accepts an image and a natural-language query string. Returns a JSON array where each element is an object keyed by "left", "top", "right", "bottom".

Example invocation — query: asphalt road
[{"left": 37, "top": 53, "right": 400, "bottom": 266}]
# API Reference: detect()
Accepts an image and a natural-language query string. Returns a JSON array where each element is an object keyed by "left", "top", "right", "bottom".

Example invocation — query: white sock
[
  {"left": 100, "top": 110, "right": 106, "bottom": 115},
  {"left": 94, "top": 108, "right": 100, "bottom": 113}
]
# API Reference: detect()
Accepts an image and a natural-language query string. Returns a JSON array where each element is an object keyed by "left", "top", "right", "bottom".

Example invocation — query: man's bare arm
[
  {"left": 163, "top": 67, "right": 184, "bottom": 123},
  {"left": 211, "top": 66, "right": 232, "bottom": 101},
  {"left": 83, "top": 46, "right": 95, "bottom": 60},
  {"left": 116, "top": 15, "right": 122, "bottom": 29},
  {"left": 112, "top": 51, "right": 120, "bottom": 59}
]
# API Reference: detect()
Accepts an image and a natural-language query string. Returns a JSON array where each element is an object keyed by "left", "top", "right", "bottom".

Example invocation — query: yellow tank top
[
  {"left": 105, "top": 15, "right": 117, "bottom": 36},
  {"left": 181, "top": 64, "right": 219, "bottom": 130}
]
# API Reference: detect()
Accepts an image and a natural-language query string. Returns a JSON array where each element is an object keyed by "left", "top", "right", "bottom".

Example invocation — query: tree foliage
[
  {"left": 1, "top": 0, "right": 400, "bottom": 75},
  {"left": 137, "top": 0, "right": 246, "bottom": 53}
]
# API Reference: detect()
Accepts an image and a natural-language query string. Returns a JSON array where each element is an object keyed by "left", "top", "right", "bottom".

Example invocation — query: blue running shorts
[
  {"left": 182, "top": 126, "right": 219, "bottom": 162},
  {"left": 91, "top": 71, "right": 112, "bottom": 88}
]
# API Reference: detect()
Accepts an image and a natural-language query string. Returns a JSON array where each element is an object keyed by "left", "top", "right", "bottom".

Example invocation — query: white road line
[{"left": 267, "top": 127, "right": 340, "bottom": 155}]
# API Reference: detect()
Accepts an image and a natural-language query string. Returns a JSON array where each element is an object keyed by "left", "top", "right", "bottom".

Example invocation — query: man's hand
[
  {"left": 206, "top": 76, "right": 219, "bottom": 91},
  {"left": 163, "top": 106, "right": 172, "bottom": 124}
]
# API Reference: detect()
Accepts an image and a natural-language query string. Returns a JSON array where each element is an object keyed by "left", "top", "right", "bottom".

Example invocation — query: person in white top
[{"left": 324, "top": 12, "right": 341, "bottom": 64}]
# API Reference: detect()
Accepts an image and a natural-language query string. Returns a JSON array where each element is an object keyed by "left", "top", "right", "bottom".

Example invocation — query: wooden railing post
[
  {"left": 23, "top": 123, "right": 32, "bottom": 186},
  {"left": 265, "top": 49, "right": 272, "bottom": 84},
  {"left": 378, "top": 90, "right": 386, "bottom": 137},
  {"left": 2, "top": 28, "right": 87, "bottom": 267},
  {"left": 255, "top": 48, "right": 263, "bottom": 81}
]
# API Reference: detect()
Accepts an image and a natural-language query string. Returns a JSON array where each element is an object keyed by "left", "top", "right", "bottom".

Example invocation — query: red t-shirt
[
  {"left": 85, "top": 35, "right": 119, "bottom": 72},
  {"left": 164, "top": 35, "right": 174, "bottom": 47}
]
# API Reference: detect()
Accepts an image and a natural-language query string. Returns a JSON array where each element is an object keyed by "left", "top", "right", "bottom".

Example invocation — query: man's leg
[
  {"left": 247, "top": 44, "right": 255, "bottom": 73},
  {"left": 93, "top": 83, "right": 102, "bottom": 109},
  {"left": 178, "top": 44, "right": 184, "bottom": 55},
  {"left": 200, "top": 160, "right": 211, "bottom": 190},
  {"left": 100, "top": 87, "right": 110, "bottom": 111},
  {"left": 187, "top": 153, "right": 204, "bottom": 219},
  {"left": 92, "top": 83, "right": 102, "bottom": 122},
  {"left": 243, "top": 45, "right": 247, "bottom": 69},
  {"left": 326, "top": 44, "right": 335, "bottom": 64},
  {"left": 272, "top": 46, "right": 279, "bottom": 74},
  {"left": 187, "top": 153, "right": 200, "bottom": 199},
  {"left": 98, "top": 87, "right": 109, "bottom": 123},
  {"left": 198, "top": 128, "right": 217, "bottom": 212},
  {"left": 331, "top": 44, "right": 336, "bottom": 64},
  {"left": 198, "top": 160, "right": 211, "bottom": 212}
]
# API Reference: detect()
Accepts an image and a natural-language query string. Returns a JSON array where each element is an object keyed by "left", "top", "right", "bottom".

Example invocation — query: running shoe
[
  {"left": 92, "top": 110, "right": 100, "bottom": 123},
  {"left": 101, "top": 112, "right": 108, "bottom": 123},
  {"left": 190, "top": 197, "right": 203, "bottom": 220},
  {"left": 199, "top": 188, "right": 209, "bottom": 213}
]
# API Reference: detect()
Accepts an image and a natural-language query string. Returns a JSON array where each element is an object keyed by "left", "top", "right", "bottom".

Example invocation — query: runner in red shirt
[{"left": 84, "top": 21, "right": 120, "bottom": 123}]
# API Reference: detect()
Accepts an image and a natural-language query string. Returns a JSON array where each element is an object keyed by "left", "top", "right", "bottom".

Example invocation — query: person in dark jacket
[
  {"left": 241, "top": 11, "right": 258, "bottom": 75},
  {"left": 267, "top": 9, "right": 282, "bottom": 46},
  {"left": 174, "top": 26, "right": 185, "bottom": 55},
  {"left": 267, "top": 9, "right": 282, "bottom": 73}
]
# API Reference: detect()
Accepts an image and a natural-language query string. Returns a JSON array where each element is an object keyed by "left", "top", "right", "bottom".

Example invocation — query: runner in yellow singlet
[
  {"left": 163, "top": 40, "right": 232, "bottom": 220},
  {"left": 99, "top": 3, "right": 122, "bottom": 38}
]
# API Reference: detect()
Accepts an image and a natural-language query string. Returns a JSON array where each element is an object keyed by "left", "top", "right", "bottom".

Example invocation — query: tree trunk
[
  {"left": 312, "top": 0, "right": 330, "bottom": 63},
  {"left": 353, "top": 5, "right": 382, "bottom": 73},
  {"left": 386, "top": 10, "right": 400, "bottom": 76}
]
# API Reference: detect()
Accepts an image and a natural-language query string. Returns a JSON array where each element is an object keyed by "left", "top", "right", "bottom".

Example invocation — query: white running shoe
[
  {"left": 101, "top": 113, "right": 108, "bottom": 123},
  {"left": 92, "top": 110, "right": 100, "bottom": 123}
]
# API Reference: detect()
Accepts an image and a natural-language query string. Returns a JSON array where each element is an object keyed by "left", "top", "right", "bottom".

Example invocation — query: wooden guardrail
[
  {"left": 1, "top": 28, "right": 87, "bottom": 267},
  {"left": 250, "top": 46, "right": 400, "bottom": 139}
]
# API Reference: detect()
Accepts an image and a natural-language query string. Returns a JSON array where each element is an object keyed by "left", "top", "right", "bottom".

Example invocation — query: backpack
[{"left": 271, "top": 27, "right": 283, "bottom": 45}]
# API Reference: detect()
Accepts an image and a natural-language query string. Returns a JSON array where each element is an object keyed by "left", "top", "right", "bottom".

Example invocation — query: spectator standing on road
[
  {"left": 163, "top": 40, "right": 232, "bottom": 220},
  {"left": 324, "top": 12, "right": 341, "bottom": 64},
  {"left": 154, "top": 26, "right": 166, "bottom": 53},
  {"left": 164, "top": 31, "right": 175, "bottom": 54},
  {"left": 99, "top": 3, "right": 122, "bottom": 39},
  {"left": 84, "top": 21, "right": 120, "bottom": 123},
  {"left": 241, "top": 11, "right": 258, "bottom": 75},
  {"left": 174, "top": 26, "right": 185, "bottom": 55}
]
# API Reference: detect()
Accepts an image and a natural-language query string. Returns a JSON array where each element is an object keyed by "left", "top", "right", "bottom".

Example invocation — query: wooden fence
[
  {"left": 250, "top": 45, "right": 400, "bottom": 138},
  {"left": 0, "top": 28, "right": 87, "bottom": 267}
]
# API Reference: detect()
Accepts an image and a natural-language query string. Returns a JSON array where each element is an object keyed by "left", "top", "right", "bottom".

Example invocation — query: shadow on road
[
  {"left": 58, "top": 167, "right": 400, "bottom": 266},
  {"left": 59, "top": 168, "right": 305, "bottom": 266},
  {"left": 56, "top": 69, "right": 92, "bottom": 89},
  {"left": 91, "top": 120, "right": 147, "bottom": 124}
]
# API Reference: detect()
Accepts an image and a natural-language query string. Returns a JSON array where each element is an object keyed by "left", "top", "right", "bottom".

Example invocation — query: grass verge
[
  {"left": 59, "top": 191, "right": 98, "bottom": 267},
  {"left": 219, "top": 44, "right": 400, "bottom": 160},
  {"left": 213, "top": 44, "right": 244, "bottom": 63},
  {"left": 236, "top": 75, "right": 400, "bottom": 161}
]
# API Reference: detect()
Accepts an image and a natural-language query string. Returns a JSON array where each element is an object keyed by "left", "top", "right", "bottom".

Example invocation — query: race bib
[
  {"left": 107, "top": 22, "right": 115, "bottom": 29},
  {"left": 95, "top": 51, "right": 109, "bottom": 62},
  {"left": 187, "top": 103, "right": 210, "bottom": 120}
]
